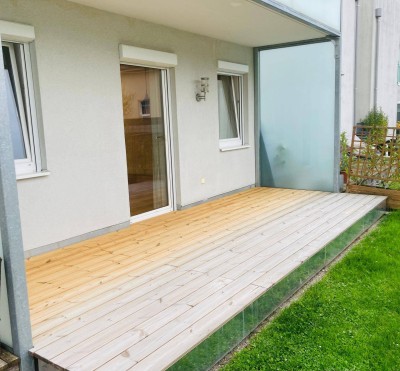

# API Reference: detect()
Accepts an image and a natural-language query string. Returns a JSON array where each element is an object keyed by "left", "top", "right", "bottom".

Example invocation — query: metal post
[
  {"left": 0, "top": 41, "right": 34, "bottom": 371},
  {"left": 374, "top": 8, "right": 383, "bottom": 108},
  {"left": 334, "top": 37, "right": 342, "bottom": 193},
  {"left": 254, "top": 47, "right": 261, "bottom": 187},
  {"left": 353, "top": 0, "right": 360, "bottom": 125}
]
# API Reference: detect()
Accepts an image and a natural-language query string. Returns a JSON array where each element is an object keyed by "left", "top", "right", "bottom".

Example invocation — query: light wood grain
[{"left": 27, "top": 188, "right": 386, "bottom": 371}]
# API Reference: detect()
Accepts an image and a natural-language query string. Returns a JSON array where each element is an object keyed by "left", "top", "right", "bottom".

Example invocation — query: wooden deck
[{"left": 26, "top": 188, "right": 386, "bottom": 370}]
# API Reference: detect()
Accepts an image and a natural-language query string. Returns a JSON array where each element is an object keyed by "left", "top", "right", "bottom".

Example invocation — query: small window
[
  {"left": 397, "top": 103, "right": 400, "bottom": 122},
  {"left": 398, "top": 62, "right": 400, "bottom": 85},
  {"left": 139, "top": 97, "right": 150, "bottom": 117},
  {"left": 2, "top": 41, "right": 41, "bottom": 175},
  {"left": 218, "top": 74, "right": 243, "bottom": 149}
]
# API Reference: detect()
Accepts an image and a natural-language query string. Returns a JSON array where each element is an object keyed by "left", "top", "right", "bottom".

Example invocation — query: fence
[{"left": 347, "top": 125, "right": 400, "bottom": 209}]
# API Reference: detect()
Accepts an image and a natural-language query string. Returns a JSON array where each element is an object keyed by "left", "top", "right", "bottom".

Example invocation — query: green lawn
[{"left": 223, "top": 211, "right": 400, "bottom": 371}]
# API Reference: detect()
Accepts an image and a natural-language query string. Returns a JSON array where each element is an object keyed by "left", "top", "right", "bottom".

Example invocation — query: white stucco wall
[
  {"left": 0, "top": 0, "right": 255, "bottom": 251},
  {"left": 355, "top": 0, "right": 374, "bottom": 123},
  {"left": 374, "top": 0, "right": 400, "bottom": 125},
  {"left": 355, "top": 0, "right": 400, "bottom": 125}
]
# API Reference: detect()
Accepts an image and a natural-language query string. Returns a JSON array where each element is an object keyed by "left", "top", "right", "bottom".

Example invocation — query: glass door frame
[{"left": 121, "top": 64, "right": 176, "bottom": 223}]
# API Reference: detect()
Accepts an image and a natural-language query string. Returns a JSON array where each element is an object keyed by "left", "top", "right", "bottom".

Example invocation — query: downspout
[
  {"left": 353, "top": 0, "right": 360, "bottom": 124},
  {"left": 374, "top": 8, "right": 383, "bottom": 108}
]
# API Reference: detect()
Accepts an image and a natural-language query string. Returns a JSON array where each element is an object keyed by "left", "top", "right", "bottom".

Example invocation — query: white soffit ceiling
[{"left": 67, "top": 0, "right": 328, "bottom": 47}]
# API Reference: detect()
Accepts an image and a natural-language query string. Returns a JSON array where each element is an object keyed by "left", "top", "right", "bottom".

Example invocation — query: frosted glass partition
[
  {"left": 271, "top": 0, "right": 341, "bottom": 31},
  {"left": 259, "top": 41, "right": 336, "bottom": 192}
]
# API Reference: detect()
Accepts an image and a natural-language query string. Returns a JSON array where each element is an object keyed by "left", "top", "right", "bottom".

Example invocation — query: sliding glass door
[{"left": 120, "top": 65, "right": 173, "bottom": 219}]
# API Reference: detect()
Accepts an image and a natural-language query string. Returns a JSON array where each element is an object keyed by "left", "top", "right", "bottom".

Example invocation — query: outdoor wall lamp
[{"left": 196, "top": 77, "right": 209, "bottom": 101}]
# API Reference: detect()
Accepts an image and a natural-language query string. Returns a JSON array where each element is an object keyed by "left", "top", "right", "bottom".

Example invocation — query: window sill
[
  {"left": 220, "top": 145, "right": 251, "bottom": 152},
  {"left": 17, "top": 171, "right": 50, "bottom": 181}
]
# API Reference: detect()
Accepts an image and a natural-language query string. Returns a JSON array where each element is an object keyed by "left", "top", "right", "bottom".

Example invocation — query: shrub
[
  {"left": 362, "top": 107, "right": 388, "bottom": 128},
  {"left": 361, "top": 108, "right": 388, "bottom": 145}
]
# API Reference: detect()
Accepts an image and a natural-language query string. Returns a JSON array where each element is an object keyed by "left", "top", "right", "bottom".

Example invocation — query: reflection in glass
[
  {"left": 2, "top": 45, "right": 28, "bottom": 160},
  {"left": 120, "top": 65, "right": 169, "bottom": 217}
]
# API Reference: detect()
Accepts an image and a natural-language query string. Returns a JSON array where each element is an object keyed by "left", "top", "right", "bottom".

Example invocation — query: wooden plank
[
  {"left": 26, "top": 188, "right": 266, "bottom": 270},
  {"left": 26, "top": 189, "right": 290, "bottom": 284},
  {"left": 347, "top": 184, "right": 394, "bottom": 208},
  {"left": 28, "top": 189, "right": 318, "bottom": 320},
  {"left": 28, "top": 190, "right": 322, "bottom": 330},
  {"left": 63, "top": 192, "right": 360, "bottom": 370},
  {"left": 28, "top": 189, "right": 385, "bottom": 371},
  {"left": 38, "top": 273, "right": 231, "bottom": 363},
  {"left": 30, "top": 264, "right": 177, "bottom": 337},
  {"left": 122, "top": 201, "right": 384, "bottom": 371},
  {"left": 126, "top": 285, "right": 267, "bottom": 371},
  {"left": 253, "top": 196, "right": 385, "bottom": 288},
  {"left": 66, "top": 195, "right": 378, "bottom": 369},
  {"left": 36, "top": 193, "right": 342, "bottom": 354},
  {"left": 66, "top": 271, "right": 269, "bottom": 370},
  {"left": 185, "top": 193, "right": 356, "bottom": 279}
]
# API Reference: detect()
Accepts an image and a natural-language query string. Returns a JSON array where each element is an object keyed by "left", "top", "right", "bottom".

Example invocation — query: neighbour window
[
  {"left": 398, "top": 62, "right": 400, "bottom": 85},
  {"left": 218, "top": 74, "right": 243, "bottom": 149},
  {"left": 397, "top": 103, "right": 400, "bottom": 122},
  {"left": 2, "top": 41, "right": 41, "bottom": 175}
]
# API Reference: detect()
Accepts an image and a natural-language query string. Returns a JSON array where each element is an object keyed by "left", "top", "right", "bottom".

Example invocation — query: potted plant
[{"left": 340, "top": 131, "right": 349, "bottom": 185}]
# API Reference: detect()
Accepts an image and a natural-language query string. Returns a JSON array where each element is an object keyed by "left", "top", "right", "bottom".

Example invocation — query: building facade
[
  {"left": 341, "top": 0, "right": 400, "bottom": 136},
  {"left": 1, "top": 0, "right": 344, "bottom": 369}
]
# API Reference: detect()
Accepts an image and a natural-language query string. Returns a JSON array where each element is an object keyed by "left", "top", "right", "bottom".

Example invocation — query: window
[
  {"left": 397, "top": 62, "right": 400, "bottom": 85},
  {"left": 397, "top": 103, "right": 400, "bottom": 122},
  {"left": 2, "top": 41, "right": 41, "bottom": 176},
  {"left": 218, "top": 74, "right": 243, "bottom": 149}
]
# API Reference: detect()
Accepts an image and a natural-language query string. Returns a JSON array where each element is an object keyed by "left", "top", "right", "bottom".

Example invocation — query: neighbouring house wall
[
  {"left": 355, "top": 0, "right": 374, "bottom": 123},
  {"left": 356, "top": 0, "right": 400, "bottom": 125},
  {"left": 0, "top": 0, "right": 255, "bottom": 252},
  {"left": 340, "top": 0, "right": 356, "bottom": 136},
  {"left": 374, "top": 0, "right": 400, "bottom": 125}
]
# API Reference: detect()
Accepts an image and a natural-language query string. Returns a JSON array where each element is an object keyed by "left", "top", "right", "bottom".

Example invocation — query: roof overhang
[{"left": 67, "top": 0, "right": 340, "bottom": 48}]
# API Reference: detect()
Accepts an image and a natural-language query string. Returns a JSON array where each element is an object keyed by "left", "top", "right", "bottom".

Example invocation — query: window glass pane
[
  {"left": 120, "top": 65, "right": 170, "bottom": 217},
  {"left": 398, "top": 63, "right": 400, "bottom": 84},
  {"left": 397, "top": 104, "right": 400, "bottom": 122},
  {"left": 2, "top": 46, "right": 27, "bottom": 159},
  {"left": 218, "top": 75, "right": 239, "bottom": 140}
]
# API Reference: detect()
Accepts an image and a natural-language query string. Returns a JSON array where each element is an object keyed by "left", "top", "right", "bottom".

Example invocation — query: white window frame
[
  {"left": 119, "top": 44, "right": 177, "bottom": 222},
  {"left": 1, "top": 21, "right": 42, "bottom": 177},
  {"left": 218, "top": 72, "right": 244, "bottom": 150},
  {"left": 217, "top": 60, "right": 249, "bottom": 152}
]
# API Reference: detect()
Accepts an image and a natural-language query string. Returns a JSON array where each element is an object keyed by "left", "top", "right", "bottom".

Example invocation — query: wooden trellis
[{"left": 347, "top": 125, "right": 400, "bottom": 208}]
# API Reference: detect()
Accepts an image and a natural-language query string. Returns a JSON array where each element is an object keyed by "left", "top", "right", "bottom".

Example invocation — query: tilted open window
[
  {"left": 218, "top": 73, "right": 243, "bottom": 149},
  {"left": 1, "top": 20, "right": 42, "bottom": 177}
]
